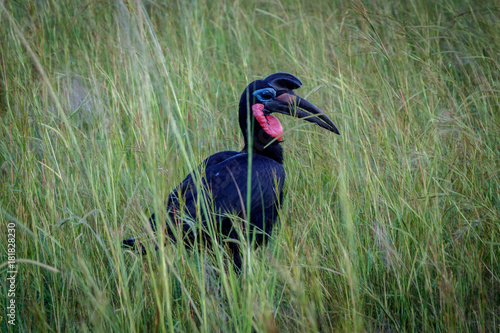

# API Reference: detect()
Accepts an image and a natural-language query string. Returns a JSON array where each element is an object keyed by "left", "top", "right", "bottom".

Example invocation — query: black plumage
[{"left": 123, "top": 73, "right": 339, "bottom": 270}]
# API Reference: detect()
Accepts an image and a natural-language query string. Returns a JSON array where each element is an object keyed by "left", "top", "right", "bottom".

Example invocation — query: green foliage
[{"left": 0, "top": 0, "right": 499, "bottom": 331}]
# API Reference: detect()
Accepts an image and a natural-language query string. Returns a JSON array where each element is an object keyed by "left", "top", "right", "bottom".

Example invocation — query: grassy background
[{"left": 1, "top": 0, "right": 499, "bottom": 331}]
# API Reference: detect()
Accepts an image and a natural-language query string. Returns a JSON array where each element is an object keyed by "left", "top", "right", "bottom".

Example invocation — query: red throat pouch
[{"left": 252, "top": 104, "right": 283, "bottom": 141}]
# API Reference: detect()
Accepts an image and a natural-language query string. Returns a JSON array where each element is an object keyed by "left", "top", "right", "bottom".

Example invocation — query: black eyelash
[{"left": 252, "top": 88, "right": 276, "bottom": 102}]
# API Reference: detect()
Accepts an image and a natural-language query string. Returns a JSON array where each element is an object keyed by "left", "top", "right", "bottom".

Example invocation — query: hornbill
[{"left": 123, "top": 73, "right": 339, "bottom": 270}]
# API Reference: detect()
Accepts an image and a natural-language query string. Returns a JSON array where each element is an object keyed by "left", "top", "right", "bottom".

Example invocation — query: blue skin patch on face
[{"left": 252, "top": 88, "right": 276, "bottom": 103}]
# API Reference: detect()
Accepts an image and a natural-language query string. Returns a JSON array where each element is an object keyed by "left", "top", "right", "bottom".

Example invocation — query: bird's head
[{"left": 238, "top": 72, "right": 339, "bottom": 150}]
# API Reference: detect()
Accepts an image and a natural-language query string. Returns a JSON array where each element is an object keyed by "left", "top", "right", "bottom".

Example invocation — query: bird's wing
[
  {"left": 166, "top": 151, "right": 241, "bottom": 210},
  {"left": 204, "top": 154, "right": 285, "bottom": 215},
  {"left": 170, "top": 153, "right": 285, "bottom": 220}
]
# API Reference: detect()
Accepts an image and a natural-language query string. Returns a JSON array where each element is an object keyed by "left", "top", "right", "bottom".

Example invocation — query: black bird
[{"left": 123, "top": 73, "right": 339, "bottom": 269}]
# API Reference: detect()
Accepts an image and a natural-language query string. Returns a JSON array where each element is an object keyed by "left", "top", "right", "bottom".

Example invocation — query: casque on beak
[{"left": 263, "top": 91, "right": 340, "bottom": 135}]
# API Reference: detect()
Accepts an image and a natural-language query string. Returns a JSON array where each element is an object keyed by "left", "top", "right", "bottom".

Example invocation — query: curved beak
[{"left": 264, "top": 92, "right": 340, "bottom": 134}]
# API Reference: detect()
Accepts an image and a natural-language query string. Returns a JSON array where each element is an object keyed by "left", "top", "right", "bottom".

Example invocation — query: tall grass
[{"left": 1, "top": 0, "right": 499, "bottom": 331}]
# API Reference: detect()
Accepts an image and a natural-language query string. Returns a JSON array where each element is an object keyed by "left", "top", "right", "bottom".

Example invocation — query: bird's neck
[{"left": 242, "top": 140, "right": 284, "bottom": 164}]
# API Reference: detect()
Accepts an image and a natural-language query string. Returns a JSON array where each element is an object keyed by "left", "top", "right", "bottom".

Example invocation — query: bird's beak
[{"left": 264, "top": 92, "right": 340, "bottom": 134}]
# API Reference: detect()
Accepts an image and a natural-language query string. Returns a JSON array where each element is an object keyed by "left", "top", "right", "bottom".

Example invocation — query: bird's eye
[{"left": 253, "top": 88, "right": 276, "bottom": 102}]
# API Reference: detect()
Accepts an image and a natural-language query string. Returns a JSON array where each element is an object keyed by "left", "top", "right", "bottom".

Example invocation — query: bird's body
[{"left": 123, "top": 73, "right": 339, "bottom": 270}]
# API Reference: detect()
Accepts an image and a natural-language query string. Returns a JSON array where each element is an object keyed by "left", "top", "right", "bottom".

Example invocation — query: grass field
[{"left": 1, "top": 0, "right": 499, "bottom": 331}]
